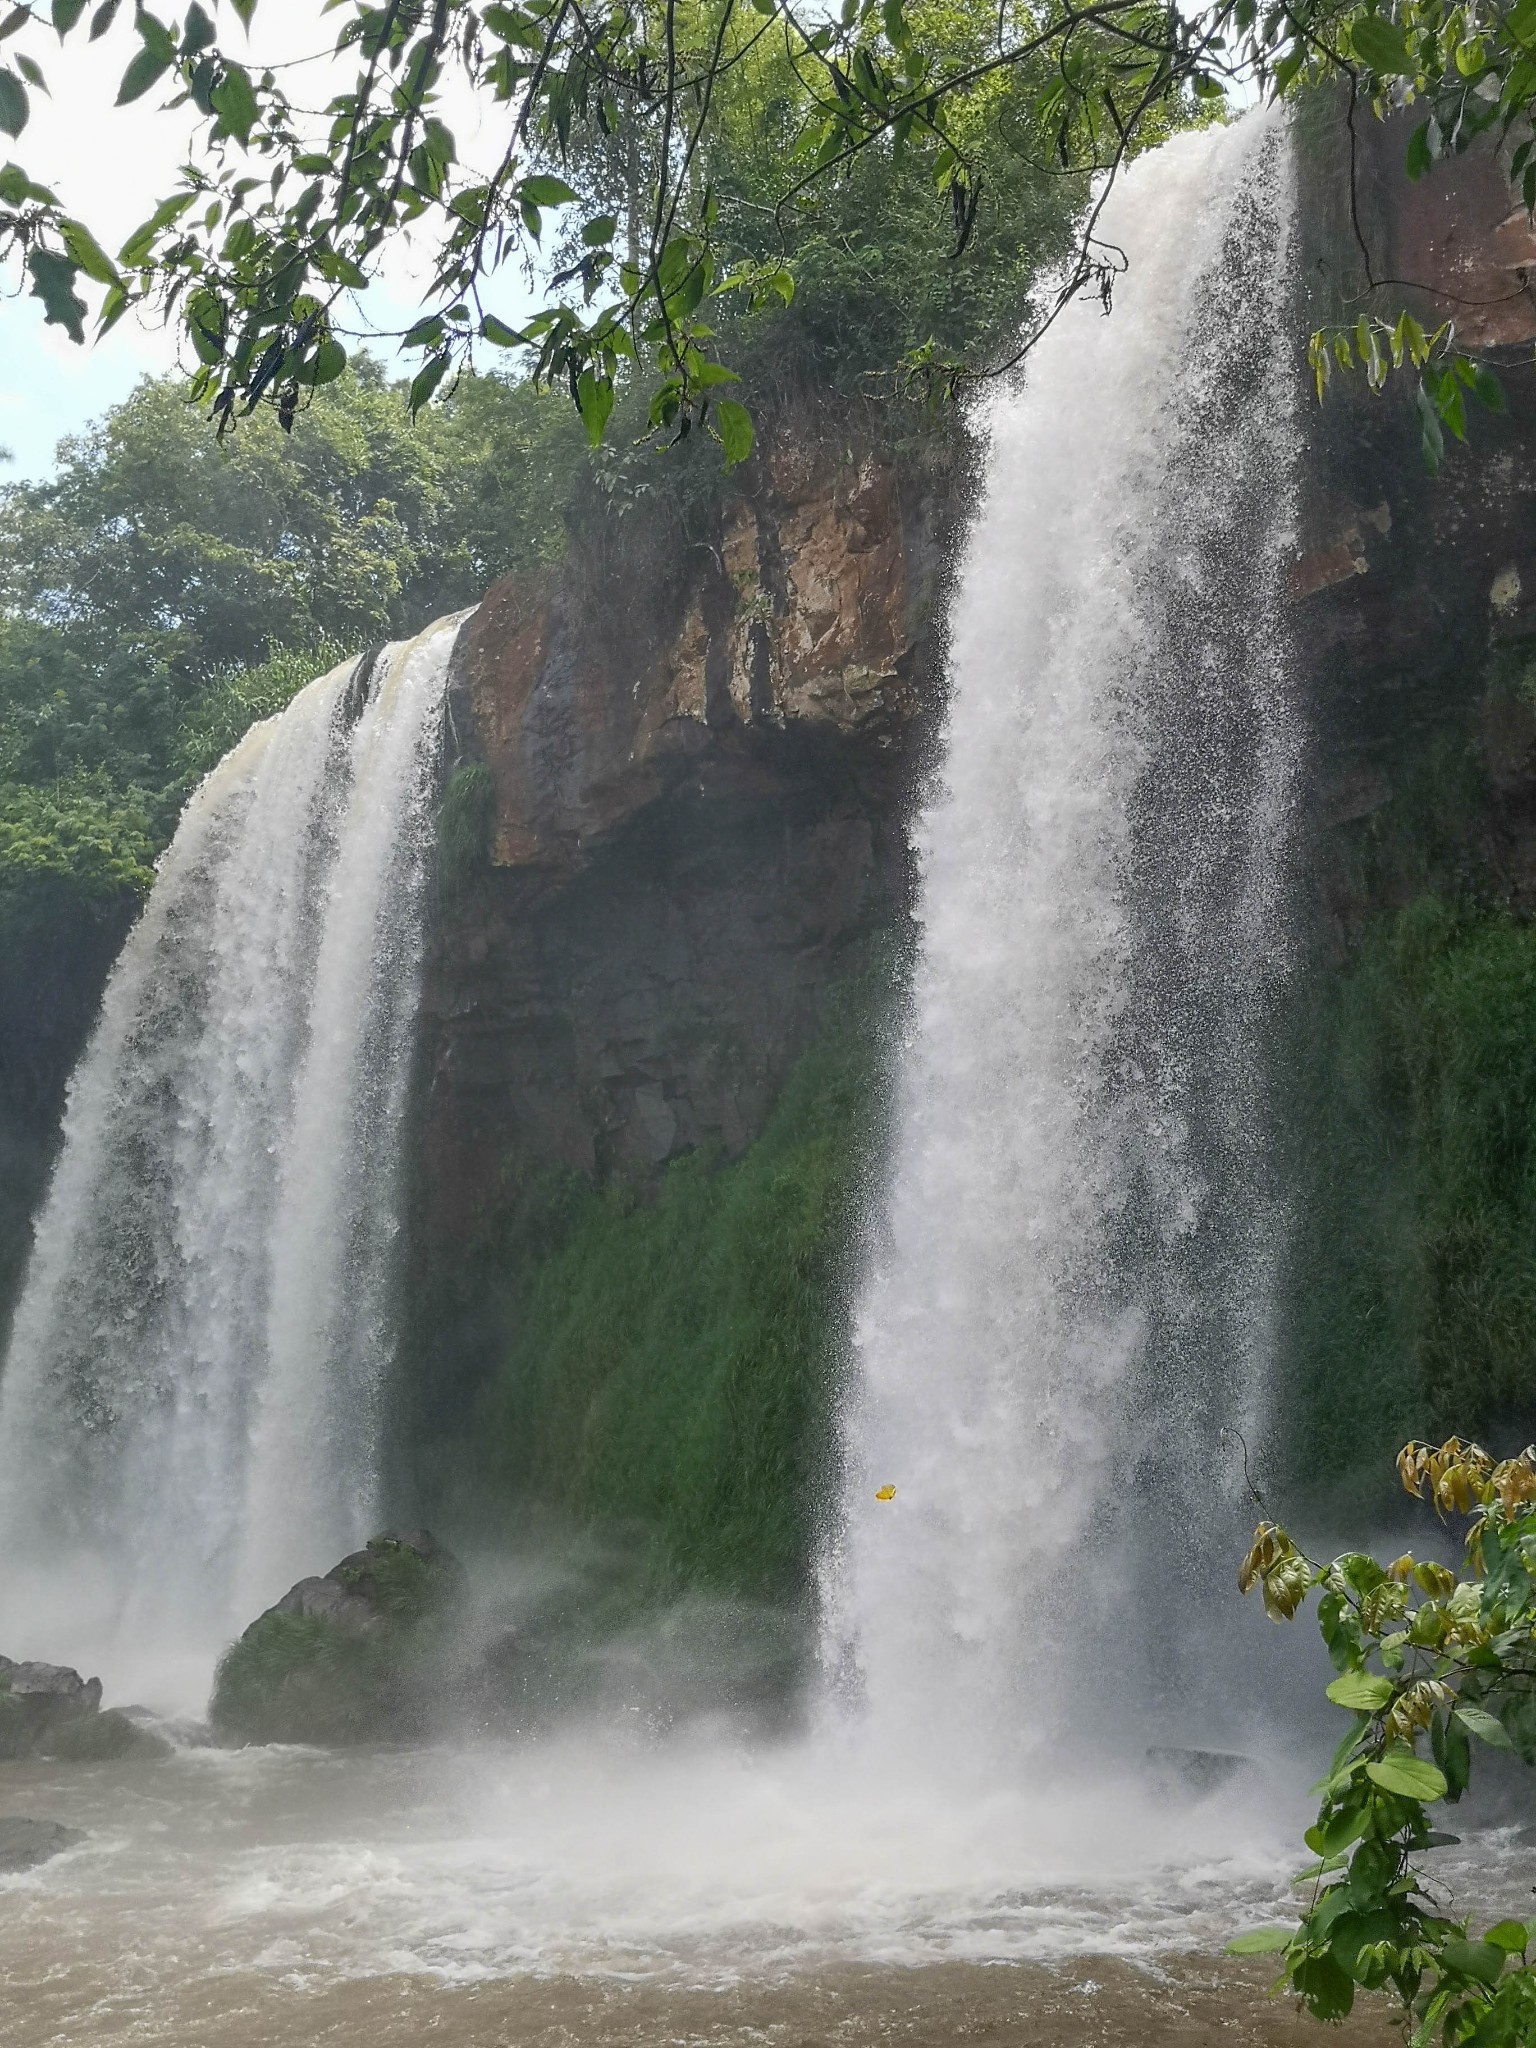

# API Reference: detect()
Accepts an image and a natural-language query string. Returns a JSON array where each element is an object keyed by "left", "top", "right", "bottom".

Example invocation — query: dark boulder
[
  {"left": 210, "top": 1530, "right": 464, "bottom": 1747},
  {"left": 0, "top": 1817, "right": 85, "bottom": 1871},
  {"left": 0, "top": 1655, "right": 115, "bottom": 1760}
]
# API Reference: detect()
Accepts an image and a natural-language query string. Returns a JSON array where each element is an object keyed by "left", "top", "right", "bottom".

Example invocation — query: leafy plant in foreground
[{"left": 1231, "top": 1436, "right": 1536, "bottom": 2042}]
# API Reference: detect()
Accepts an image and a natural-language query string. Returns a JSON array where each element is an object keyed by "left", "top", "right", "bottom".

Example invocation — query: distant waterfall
[
  {"left": 824, "top": 114, "right": 1300, "bottom": 1767},
  {"left": 0, "top": 614, "right": 467, "bottom": 1701}
]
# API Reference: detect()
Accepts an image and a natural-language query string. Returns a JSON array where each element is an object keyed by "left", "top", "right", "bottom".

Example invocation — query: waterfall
[
  {"left": 824, "top": 113, "right": 1301, "bottom": 1770},
  {"left": 0, "top": 613, "right": 467, "bottom": 1703}
]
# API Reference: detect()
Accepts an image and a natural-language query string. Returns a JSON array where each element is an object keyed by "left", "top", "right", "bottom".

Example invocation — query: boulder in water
[
  {"left": 42, "top": 1707, "right": 172, "bottom": 1762},
  {"left": 0, "top": 1817, "right": 85, "bottom": 1871},
  {"left": 210, "top": 1531, "right": 463, "bottom": 1747},
  {"left": 0, "top": 1656, "right": 112, "bottom": 1760}
]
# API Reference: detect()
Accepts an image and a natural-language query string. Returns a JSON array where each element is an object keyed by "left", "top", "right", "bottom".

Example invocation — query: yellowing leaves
[
  {"left": 1395, "top": 1436, "right": 1536, "bottom": 1517},
  {"left": 1238, "top": 1522, "right": 1316, "bottom": 1621},
  {"left": 874, "top": 1484, "right": 896, "bottom": 1502}
]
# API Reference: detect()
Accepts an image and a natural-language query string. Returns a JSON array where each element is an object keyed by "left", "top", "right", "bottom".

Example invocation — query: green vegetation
[
  {"left": 210, "top": 1534, "right": 462, "bottom": 1745},
  {"left": 436, "top": 759, "right": 499, "bottom": 894},
  {"left": 1285, "top": 897, "right": 1536, "bottom": 1498},
  {"left": 472, "top": 1014, "right": 883, "bottom": 1609},
  {"left": 0, "top": 0, "right": 1515, "bottom": 474},
  {"left": 1233, "top": 1438, "right": 1536, "bottom": 2044},
  {"left": 0, "top": 364, "right": 582, "bottom": 914}
]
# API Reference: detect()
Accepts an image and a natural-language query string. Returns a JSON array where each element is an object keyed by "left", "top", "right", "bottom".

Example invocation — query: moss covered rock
[{"left": 210, "top": 1531, "right": 464, "bottom": 1746}]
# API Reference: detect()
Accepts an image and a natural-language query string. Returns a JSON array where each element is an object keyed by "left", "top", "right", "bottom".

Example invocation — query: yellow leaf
[{"left": 875, "top": 1484, "right": 896, "bottom": 1502}]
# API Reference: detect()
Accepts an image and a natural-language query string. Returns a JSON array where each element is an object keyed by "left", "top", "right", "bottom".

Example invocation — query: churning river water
[{"left": 3, "top": 1734, "right": 1533, "bottom": 2046}]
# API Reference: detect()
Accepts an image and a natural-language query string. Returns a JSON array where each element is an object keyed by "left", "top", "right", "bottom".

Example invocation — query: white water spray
[
  {"left": 824, "top": 112, "right": 1301, "bottom": 1769},
  {"left": 0, "top": 614, "right": 467, "bottom": 1703}
]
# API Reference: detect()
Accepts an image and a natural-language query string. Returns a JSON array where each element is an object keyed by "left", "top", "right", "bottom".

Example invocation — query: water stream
[
  {"left": 824, "top": 108, "right": 1301, "bottom": 1766},
  {"left": 0, "top": 616, "right": 465, "bottom": 1704}
]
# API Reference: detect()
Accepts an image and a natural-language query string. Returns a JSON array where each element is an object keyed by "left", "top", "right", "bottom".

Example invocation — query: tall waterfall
[
  {"left": 825, "top": 113, "right": 1300, "bottom": 1769},
  {"left": 0, "top": 614, "right": 466, "bottom": 1702}
]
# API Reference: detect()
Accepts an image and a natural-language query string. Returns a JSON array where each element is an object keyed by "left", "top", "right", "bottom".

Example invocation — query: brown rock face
[{"left": 411, "top": 415, "right": 955, "bottom": 1266}]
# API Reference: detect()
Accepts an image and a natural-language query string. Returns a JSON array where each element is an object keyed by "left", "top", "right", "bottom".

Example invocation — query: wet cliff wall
[
  {"left": 397, "top": 407, "right": 959, "bottom": 1580},
  {"left": 1283, "top": 96, "right": 1536, "bottom": 1504}
]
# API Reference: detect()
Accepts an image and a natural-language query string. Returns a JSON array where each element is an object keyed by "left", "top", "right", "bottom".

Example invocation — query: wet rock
[
  {"left": 1146, "top": 1745, "right": 1257, "bottom": 1794},
  {"left": 0, "top": 1817, "right": 85, "bottom": 1871},
  {"left": 43, "top": 1707, "right": 172, "bottom": 1762},
  {"left": 0, "top": 1655, "right": 107, "bottom": 1760},
  {"left": 211, "top": 1531, "right": 464, "bottom": 1747}
]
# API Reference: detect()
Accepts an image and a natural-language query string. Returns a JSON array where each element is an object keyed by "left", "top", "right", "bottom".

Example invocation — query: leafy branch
[{"left": 1231, "top": 1437, "right": 1536, "bottom": 2044}]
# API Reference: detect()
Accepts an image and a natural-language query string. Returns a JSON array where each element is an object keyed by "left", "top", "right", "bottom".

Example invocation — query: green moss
[
  {"left": 1284, "top": 896, "right": 1536, "bottom": 1498},
  {"left": 211, "top": 1613, "right": 402, "bottom": 1747},
  {"left": 474, "top": 1010, "right": 885, "bottom": 1608},
  {"left": 209, "top": 1536, "right": 463, "bottom": 1745},
  {"left": 436, "top": 759, "right": 497, "bottom": 893}
]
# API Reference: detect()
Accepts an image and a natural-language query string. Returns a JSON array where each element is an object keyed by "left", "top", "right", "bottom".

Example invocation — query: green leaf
[
  {"left": 0, "top": 7, "right": 27, "bottom": 39},
  {"left": 1305, "top": 1801, "right": 1370, "bottom": 1857},
  {"left": 134, "top": 9, "right": 176, "bottom": 60},
  {"left": 87, "top": 0, "right": 117, "bottom": 37},
  {"left": 1440, "top": 1938, "right": 1506, "bottom": 1987},
  {"left": 581, "top": 213, "right": 617, "bottom": 247},
  {"left": 115, "top": 44, "right": 171, "bottom": 103},
  {"left": 26, "top": 247, "right": 86, "bottom": 341},
  {"left": 1484, "top": 1921, "right": 1531, "bottom": 1956},
  {"left": 1455, "top": 1704, "right": 1514, "bottom": 1750},
  {"left": 1366, "top": 1750, "right": 1447, "bottom": 1800},
  {"left": 519, "top": 173, "right": 576, "bottom": 206},
  {"left": 407, "top": 353, "right": 448, "bottom": 415},
  {"left": 1326, "top": 1670, "right": 1394, "bottom": 1712},
  {"left": 296, "top": 337, "right": 346, "bottom": 385},
  {"left": 575, "top": 368, "right": 613, "bottom": 446},
  {"left": 1472, "top": 366, "right": 1507, "bottom": 413},
  {"left": 117, "top": 188, "right": 194, "bottom": 264},
  {"left": 0, "top": 160, "right": 57, "bottom": 203},
  {"left": 1349, "top": 14, "right": 1413, "bottom": 73},
  {"left": 1405, "top": 121, "right": 1433, "bottom": 180},
  {"left": 479, "top": 313, "right": 524, "bottom": 348},
  {"left": 58, "top": 216, "right": 119, "bottom": 285},
  {"left": 229, "top": 0, "right": 255, "bottom": 27},
  {"left": 1226, "top": 1926, "right": 1294, "bottom": 1954},
  {"left": 14, "top": 51, "right": 45, "bottom": 87},
  {"left": 0, "top": 66, "right": 29, "bottom": 136},
  {"left": 182, "top": 0, "right": 215, "bottom": 53},
  {"left": 714, "top": 397, "right": 752, "bottom": 470},
  {"left": 210, "top": 61, "right": 257, "bottom": 141}
]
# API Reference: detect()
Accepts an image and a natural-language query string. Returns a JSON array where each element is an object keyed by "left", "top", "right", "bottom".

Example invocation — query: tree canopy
[
  {"left": 2, "top": 0, "right": 1497, "bottom": 467},
  {"left": 0, "top": 360, "right": 580, "bottom": 899}
]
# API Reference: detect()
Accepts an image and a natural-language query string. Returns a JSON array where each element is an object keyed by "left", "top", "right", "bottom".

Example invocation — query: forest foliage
[
  {"left": 0, "top": 1, "right": 1086, "bottom": 912},
  {"left": 0, "top": 363, "right": 580, "bottom": 906}
]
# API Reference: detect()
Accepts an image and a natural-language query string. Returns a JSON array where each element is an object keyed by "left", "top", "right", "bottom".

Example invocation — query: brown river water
[{"left": 2, "top": 1735, "right": 1528, "bottom": 2048}]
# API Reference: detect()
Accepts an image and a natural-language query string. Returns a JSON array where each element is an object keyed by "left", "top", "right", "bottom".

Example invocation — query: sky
[{"left": 0, "top": 0, "right": 528, "bottom": 481}]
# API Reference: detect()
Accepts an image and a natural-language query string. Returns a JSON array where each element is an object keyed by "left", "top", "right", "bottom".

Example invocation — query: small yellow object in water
[{"left": 874, "top": 1484, "right": 896, "bottom": 1502}]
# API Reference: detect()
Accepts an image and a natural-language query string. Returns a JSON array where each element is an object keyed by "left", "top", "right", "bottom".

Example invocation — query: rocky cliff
[
  {"left": 411, "top": 411, "right": 955, "bottom": 1246},
  {"left": 1283, "top": 99, "right": 1536, "bottom": 1495}
]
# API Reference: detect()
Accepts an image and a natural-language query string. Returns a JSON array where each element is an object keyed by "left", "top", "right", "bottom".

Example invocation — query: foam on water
[{"left": 0, "top": 1735, "right": 1309, "bottom": 1991}]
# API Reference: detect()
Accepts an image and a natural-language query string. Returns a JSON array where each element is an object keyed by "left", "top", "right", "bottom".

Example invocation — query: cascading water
[
  {"left": 823, "top": 110, "right": 1302, "bottom": 1770},
  {"left": 0, "top": 613, "right": 468, "bottom": 1703},
  {"left": 0, "top": 113, "right": 1348, "bottom": 2037}
]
